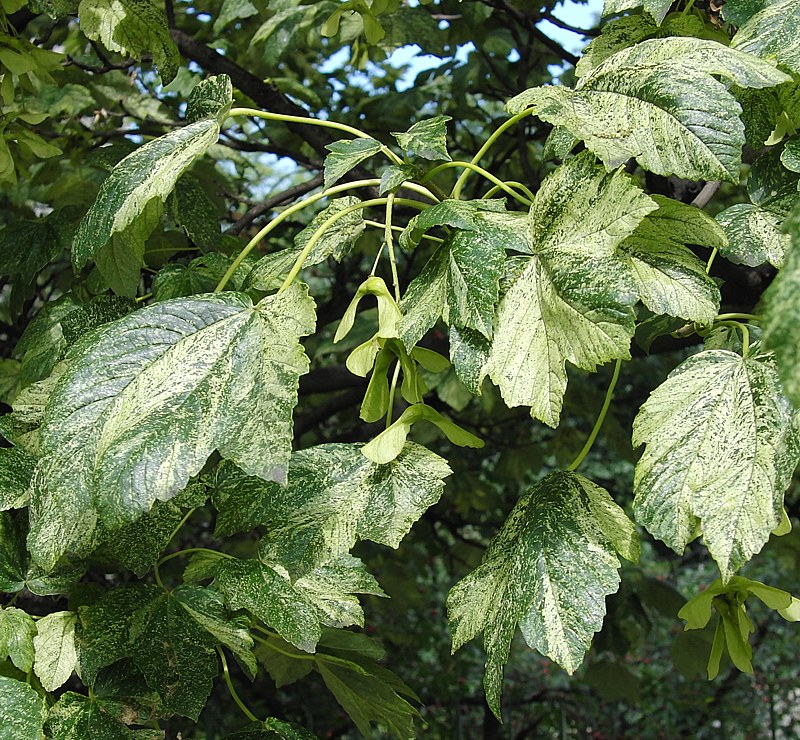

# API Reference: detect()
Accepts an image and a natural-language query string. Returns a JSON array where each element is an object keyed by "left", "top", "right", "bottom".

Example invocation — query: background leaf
[
  {"left": 486, "top": 152, "right": 652, "bottom": 426},
  {"left": 78, "top": 0, "right": 180, "bottom": 83}
]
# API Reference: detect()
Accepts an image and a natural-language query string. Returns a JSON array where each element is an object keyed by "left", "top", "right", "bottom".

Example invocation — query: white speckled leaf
[
  {"left": 508, "top": 38, "right": 789, "bottom": 181},
  {"left": 449, "top": 325, "right": 491, "bottom": 395},
  {"left": 578, "top": 15, "right": 706, "bottom": 77},
  {"left": 0, "top": 607, "right": 36, "bottom": 673},
  {"left": 28, "top": 287, "right": 315, "bottom": 569},
  {"left": 44, "top": 692, "right": 163, "bottom": 740},
  {"left": 324, "top": 139, "right": 382, "bottom": 189},
  {"left": 603, "top": 0, "right": 641, "bottom": 14},
  {"left": 716, "top": 203, "right": 790, "bottom": 267},
  {"left": 783, "top": 138, "right": 800, "bottom": 172},
  {"left": 76, "top": 583, "right": 161, "bottom": 685},
  {"left": 214, "top": 557, "right": 381, "bottom": 653},
  {"left": 399, "top": 225, "right": 506, "bottom": 347},
  {"left": 731, "top": 0, "right": 800, "bottom": 76},
  {"left": 33, "top": 610, "right": 78, "bottom": 692},
  {"left": 78, "top": 0, "right": 179, "bottom": 83},
  {"left": 632, "top": 350, "right": 799, "bottom": 581},
  {"left": 603, "top": 0, "right": 673, "bottom": 23},
  {"left": 248, "top": 442, "right": 451, "bottom": 576},
  {"left": 620, "top": 196, "right": 724, "bottom": 323},
  {"left": 391, "top": 116, "right": 451, "bottom": 161},
  {"left": 173, "top": 584, "right": 257, "bottom": 680},
  {"left": 73, "top": 118, "right": 224, "bottom": 270},
  {"left": 293, "top": 555, "right": 386, "bottom": 629},
  {"left": 762, "top": 205, "right": 800, "bottom": 406},
  {"left": 486, "top": 152, "right": 653, "bottom": 427},
  {"left": 0, "top": 676, "right": 47, "bottom": 740},
  {"left": 0, "top": 446, "right": 36, "bottom": 511},
  {"left": 447, "top": 471, "right": 639, "bottom": 717}
]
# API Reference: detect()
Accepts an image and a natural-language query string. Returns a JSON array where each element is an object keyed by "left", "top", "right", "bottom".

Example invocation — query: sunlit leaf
[
  {"left": 731, "top": 0, "right": 800, "bottom": 76},
  {"left": 508, "top": 38, "right": 789, "bottom": 181},
  {"left": 33, "top": 610, "right": 78, "bottom": 692},
  {"left": 633, "top": 350, "right": 799, "bottom": 581},
  {"left": 78, "top": 0, "right": 180, "bottom": 83},
  {"left": 323, "top": 139, "right": 382, "bottom": 189},
  {"left": 486, "top": 152, "right": 652, "bottom": 426},
  {"left": 391, "top": 116, "right": 451, "bottom": 161},
  {"left": 28, "top": 287, "right": 315, "bottom": 569},
  {"left": 0, "top": 606, "right": 36, "bottom": 672}
]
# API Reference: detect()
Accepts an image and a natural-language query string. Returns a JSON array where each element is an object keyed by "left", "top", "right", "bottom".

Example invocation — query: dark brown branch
[
  {"left": 528, "top": 25, "right": 579, "bottom": 66},
  {"left": 226, "top": 175, "right": 324, "bottom": 235},
  {"left": 540, "top": 12, "right": 600, "bottom": 38},
  {"left": 170, "top": 28, "right": 334, "bottom": 158},
  {"left": 66, "top": 54, "right": 136, "bottom": 74},
  {"left": 164, "top": 0, "right": 175, "bottom": 28},
  {"left": 218, "top": 132, "right": 322, "bottom": 170}
]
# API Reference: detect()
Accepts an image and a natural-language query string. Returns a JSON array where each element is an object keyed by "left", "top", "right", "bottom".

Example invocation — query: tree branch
[
  {"left": 540, "top": 12, "right": 600, "bottom": 38},
  {"left": 226, "top": 174, "right": 324, "bottom": 235},
  {"left": 691, "top": 180, "right": 722, "bottom": 209},
  {"left": 169, "top": 28, "right": 335, "bottom": 158}
]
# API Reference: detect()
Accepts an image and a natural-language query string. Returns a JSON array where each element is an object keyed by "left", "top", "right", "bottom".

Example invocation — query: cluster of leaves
[{"left": 2, "top": 0, "right": 800, "bottom": 737}]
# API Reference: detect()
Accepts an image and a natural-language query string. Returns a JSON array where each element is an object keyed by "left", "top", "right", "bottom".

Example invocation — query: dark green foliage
[{"left": 1, "top": 0, "right": 800, "bottom": 737}]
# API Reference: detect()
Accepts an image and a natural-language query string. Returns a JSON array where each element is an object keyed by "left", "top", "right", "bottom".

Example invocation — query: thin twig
[
  {"left": 225, "top": 174, "right": 324, "bottom": 235},
  {"left": 540, "top": 12, "right": 600, "bottom": 37}
]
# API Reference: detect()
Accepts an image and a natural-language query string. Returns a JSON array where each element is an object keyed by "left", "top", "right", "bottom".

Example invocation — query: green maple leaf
[
  {"left": 173, "top": 584, "right": 258, "bottom": 680},
  {"left": 0, "top": 447, "right": 36, "bottom": 511},
  {"left": 398, "top": 225, "right": 506, "bottom": 347},
  {"left": 633, "top": 350, "right": 800, "bottom": 581},
  {"left": 0, "top": 676, "right": 48, "bottom": 740},
  {"left": 447, "top": 471, "right": 639, "bottom": 717},
  {"left": 620, "top": 195, "right": 724, "bottom": 323},
  {"left": 486, "top": 151, "right": 654, "bottom": 426},
  {"left": 716, "top": 203, "right": 790, "bottom": 267},
  {"left": 128, "top": 592, "right": 219, "bottom": 720},
  {"left": 391, "top": 116, "right": 451, "bottom": 161},
  {"left": 32, "top": 610, "right": 78, "bottom": 692},
  {"left": 0, "top": 606, "right": 36, "bottom": 672},
  {"left": 731, "top": 0, "right": 800, "bottom": 76},
  {"left": 603, "top": 0, "right": 674, "bottom": 24},
  {"left": 508, "top": 37, "right": 789, "bottom": 181},
  {"left": 323, "top": 139, "right": 382, "bottom": 188},
  {"left": 45, "top": 692, "right": 163, "bottom": 739},
  {"left": 213, "top": 442, "right": 450, "bottom": 574},
  {"left": 77, "top": 584, "right": 161, "bottom": 685},
  {"left": 248, "top": 442, "right": 451, "bottom": 576},
  {"left": 762, "top": 204, "right": 800, "bottom": 405},
  {"left": 28, "top": 286, "right": 315, "bottom": 569},
  {"left": 214, "top": 555, "right": 381, "bottom": 652},
  {"left": 72, "top": 76, "right": 232, "bottom": 270}
]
